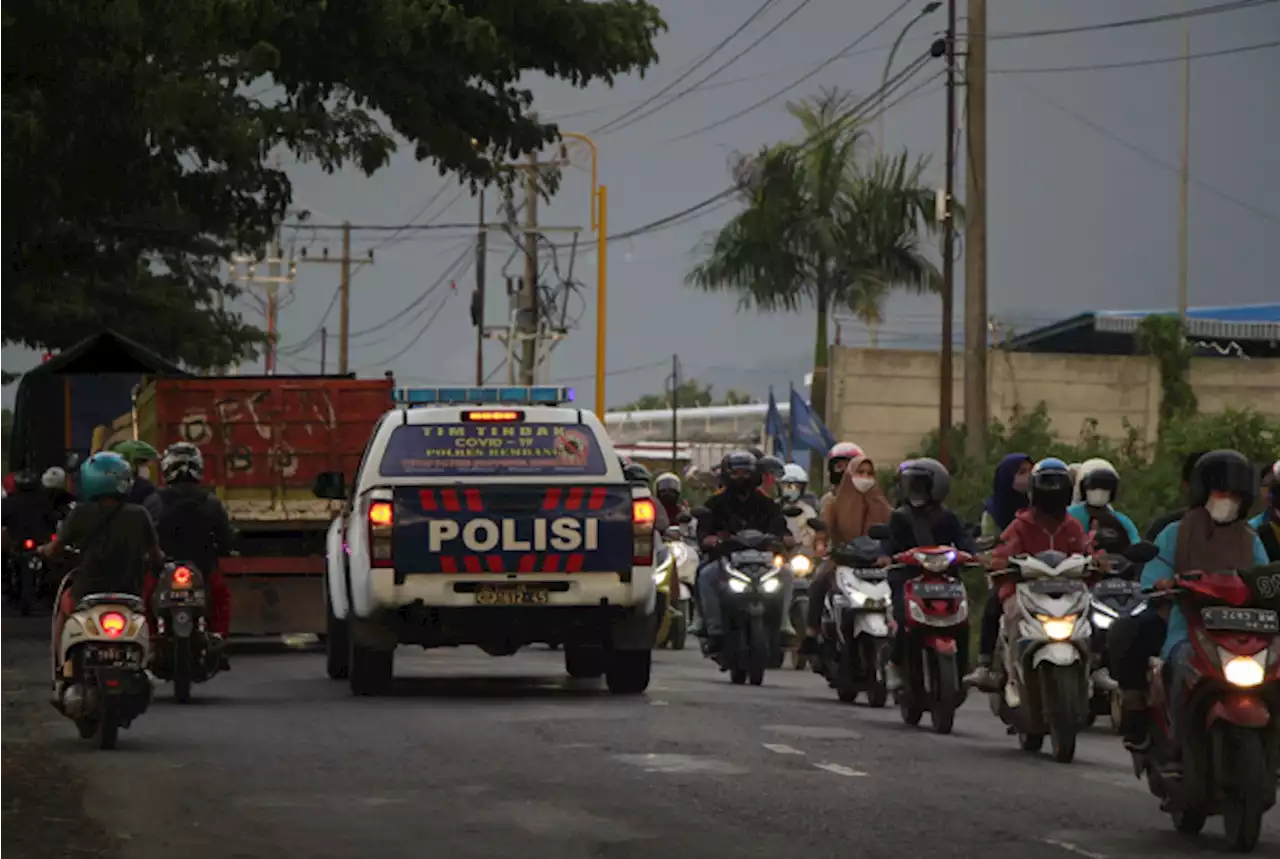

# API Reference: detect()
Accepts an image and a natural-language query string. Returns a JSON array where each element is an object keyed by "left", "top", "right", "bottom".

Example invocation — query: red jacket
[{"left": 992, "top": 509, "right": 1094, "bottom": 600}]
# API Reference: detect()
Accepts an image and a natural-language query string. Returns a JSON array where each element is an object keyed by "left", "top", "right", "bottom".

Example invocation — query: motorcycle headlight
[
  {"left": 762, "top": 577, "right": 781, "bottom": 594},
  {"left": 1224, "top": 655, "right": 1266, "bottom": 688},
  {"left": 728, "top": 578, "right": 749, "bottom": 594},
  {"left": 1091, "top": 611, "right": 1114, "bottom": 630},
  {"left": 790, "top": 555, "right": 812, "bottom": 575},
  {"left": 1037, "top": 614, "right": 1077, "bottom": 641},
  {"left": 915, "top": 551, "right": 954, "bottom": 573}
]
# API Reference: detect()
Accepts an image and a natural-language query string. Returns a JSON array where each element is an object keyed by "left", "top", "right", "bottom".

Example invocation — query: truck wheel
[
  {"left": 348, "top": 622, "right": 394, "bottom": 696},
  {"left": 606, "top": 649, "right": 651, "bottom": 695},
  {"left": 326, "top": 601, "right": 350, "bottom": 680},
  {"left": 565, "top": 646, "right": 606, "bottom": 679}
]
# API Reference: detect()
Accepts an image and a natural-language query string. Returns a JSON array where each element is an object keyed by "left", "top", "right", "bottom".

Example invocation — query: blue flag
[
  {"left": 764, "top": 388, "right": 789, "bottom": 459},
  {"left": 789, "top": 384, "right": 836, "bottom": 453}
]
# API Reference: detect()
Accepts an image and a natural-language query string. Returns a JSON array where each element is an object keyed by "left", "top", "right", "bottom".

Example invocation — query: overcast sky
[{"left": 4, "top": 0, "right": 1278, "bottom": 411}]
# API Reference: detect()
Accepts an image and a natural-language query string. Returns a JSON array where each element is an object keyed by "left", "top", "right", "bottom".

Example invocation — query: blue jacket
[
  {"left": 1251, "top": 511, "right": 1268, "bottom": 530},
  {"left": 1142, "top": 521, "right": 1269, "bottom": 659},
  {"left": 1067, "top": 503, "right": 1141, "bottom": 546}
]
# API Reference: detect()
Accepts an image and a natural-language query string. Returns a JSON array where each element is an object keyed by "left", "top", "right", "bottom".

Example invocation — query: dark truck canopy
[{"left": 7, "top": 330, "right": 189, "bottom": 474}]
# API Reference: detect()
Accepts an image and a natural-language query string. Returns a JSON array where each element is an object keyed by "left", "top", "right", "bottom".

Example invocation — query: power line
[
  {"left": 346, "top": 240, "right": 475, "bottom": 341},
  {"left": 590, "top": 0, "right": 781, "bottom": 135},
  {"left": 985, "top": 0, "right": 1275, "bottom": 41},
  {"left": 1006, "top": 76, "right": 1280, "bottom": 225},
  {"left": 353, "top": 289, "right": 460, "bottom": 372},
  {"left": 593, "top": 0, "right": 818, "bottom": 137},
  {"left": 662, "top": 0, "right": 922, "bottom": 143},
  {"left": 990, "top": 39, "right": 1280, "bottom": 75}
]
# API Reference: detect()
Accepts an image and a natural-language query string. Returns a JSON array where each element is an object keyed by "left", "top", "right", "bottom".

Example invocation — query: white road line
[
  {"left": 649, "top": 699, "right": 669, "bottom": 707},
  {"left": 761, "top": 743, "right": 806, "bottom": 756},
  {"left": 812, "top": 762, "right": 868, "bottom": 777},
  {"left": 1040, "top": 838, "right": 1107, "bottom": 859}
]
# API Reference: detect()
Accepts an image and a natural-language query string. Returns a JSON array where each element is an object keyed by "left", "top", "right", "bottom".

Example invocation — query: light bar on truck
[{"left": 392, "top": 386, "right": 575, "bottom": 406}]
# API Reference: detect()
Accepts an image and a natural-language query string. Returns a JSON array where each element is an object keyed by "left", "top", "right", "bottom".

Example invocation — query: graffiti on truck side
[{"left": 177, "top": 388, "right": 337, "bottom": 479}]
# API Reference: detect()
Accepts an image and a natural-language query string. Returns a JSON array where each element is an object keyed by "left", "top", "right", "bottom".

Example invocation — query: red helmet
[{"left": 827, "top": 442, "right": 863, "bottom": 462}]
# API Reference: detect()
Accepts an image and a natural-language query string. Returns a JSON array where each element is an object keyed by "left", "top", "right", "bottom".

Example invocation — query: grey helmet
[
  {"left": 161, "top": 442, "right": 205, "bottom": 484},
  {"left": 898, "top": 457, "right": 951, "bottom": 507}
]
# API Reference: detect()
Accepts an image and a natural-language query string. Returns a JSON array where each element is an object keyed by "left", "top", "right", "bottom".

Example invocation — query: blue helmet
[
  {"left": 1030, "top": 457, "right": 1073, "bottom": 512},
  {"left": 79, "top": 452, "right": 134, "bottom": 501}
]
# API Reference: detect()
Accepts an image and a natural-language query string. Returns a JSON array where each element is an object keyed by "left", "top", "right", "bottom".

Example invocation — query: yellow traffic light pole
[{"left": 556, "top": 132, "right": 608, "bottom": 418}]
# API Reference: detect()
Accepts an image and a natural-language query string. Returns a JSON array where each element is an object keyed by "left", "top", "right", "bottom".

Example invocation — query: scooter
[
  {"left": 11, "top": 535, "right": 54, "bottom": 616},
  {"left": 699, "top": 528, "right": 789, "bottom": 686},
  {"left": 1133, "top": 569, "right": 1280, "bottom": 852},
  {"left": 811, "top": 531, "right": 893, "bottom": 706},
  {"left": 51, "top": 556, "right": 151, "bottom": 750},
  {"left": 148, "top": 560, "right": 223, "bottom": 703},
  {"left": 788, "top": 550, "right": 815, "bottom": 670},
  {"left": 1088, "top": 559, "right": 1145, "bottom": 732}
]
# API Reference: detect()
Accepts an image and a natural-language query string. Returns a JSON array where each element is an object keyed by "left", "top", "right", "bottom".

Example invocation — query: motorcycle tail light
[
  {"left": 171, "top": 566, "right": 193, "bottom": 588},
  {"left": 100, "top": 612, "right": 127, "bottom": 638},
  {"left": 23, "top": 539, "right": 35, "bottom": 550}
]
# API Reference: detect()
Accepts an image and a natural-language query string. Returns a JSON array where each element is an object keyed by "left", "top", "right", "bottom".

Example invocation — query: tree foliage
[
  {"left": 1136, "top": 314, "right": 1198, "bottom": 433},
  {"left": 619, "top": 379, "right": 752, "bottom": 411},
  {"left": 3, "top": 0, "right": 664, "bottom": 368},
  {"left": 686, "top": 88, "right": 943, "bottom": 436}
]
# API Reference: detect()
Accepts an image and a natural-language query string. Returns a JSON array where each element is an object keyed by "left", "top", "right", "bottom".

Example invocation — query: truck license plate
[{"left": 475, "top": 585, "right": 551, "bottom": 606}]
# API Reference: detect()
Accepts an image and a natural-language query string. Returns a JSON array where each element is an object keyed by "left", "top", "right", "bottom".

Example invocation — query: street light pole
[
  {"left": 879, "top": 2, "right": 942, "bottom": 157},
  {"left": 938, "top": 0, "right": 958, "bottom": 468}
]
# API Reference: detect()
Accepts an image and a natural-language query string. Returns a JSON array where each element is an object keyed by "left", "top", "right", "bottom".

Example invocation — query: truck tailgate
[{"left": 392, "top": 484, "right": 634, "bottom": 579}]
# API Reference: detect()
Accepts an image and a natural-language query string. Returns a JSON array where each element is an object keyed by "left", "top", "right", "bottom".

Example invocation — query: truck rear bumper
[
  {"left": 375, "top": 601, "right": 654, "bottom": 651},
  {"left": 368, "top": 569, "right": 652, "bottom": 612}
]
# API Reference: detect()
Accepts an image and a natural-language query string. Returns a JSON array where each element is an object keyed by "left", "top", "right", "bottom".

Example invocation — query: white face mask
[
  {"left": 1085, "top": 489, "right": 1111, "bottom": 508},
  {"left": 852, "top": 476, "right": 876, "bottom": 493},
  {"left": 908, "top": 496, "right": 928, "bottom": 508},
  {"left": 137, "top": 465, "right": 152, "bottom": 482},
  {"left": 1206, "top": 496, "right": 1241, "bottom": 524}
]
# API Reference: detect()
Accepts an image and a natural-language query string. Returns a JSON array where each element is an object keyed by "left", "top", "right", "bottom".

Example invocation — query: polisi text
[{"left": 427, "top": 517, "right": 600, "bottom": 553}]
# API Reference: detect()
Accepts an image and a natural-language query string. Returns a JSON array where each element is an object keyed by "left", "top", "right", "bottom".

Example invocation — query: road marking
[
  {"left": 1040, "top": 838, "right": 1107, "bottom": 859},
  {"left": 649, "top": 699, "right": 669, "bottom": 706},
  {"left": 762, "top": 724, "right": 862, "bottom": 740},
  {"left": 762, "top": 743, "right": 806, "bottom": 756},
  {"left": 812, "top": 762, "right": 867, "bottom": 777},
  {"left": 613, "top": 753, "right": 748, "bottom": 775}
]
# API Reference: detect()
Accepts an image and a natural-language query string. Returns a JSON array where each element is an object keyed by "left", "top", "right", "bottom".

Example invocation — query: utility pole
[
  {"left": 962, "top": 0, "right": 988, "bottom": 465},
  {"left": 474, "top": 188, "right": 488, "bottom": 385},
  {"left": 300, "top": 221, "right": 372, "bottom": 376},
  {"left": 230, "top": 229, "right": 295, "bottom": 376},
  {"left": 1178, "top": 18, "right": 1191, "bottom": 322},
  {"left": 320, "top": 326, "right": 328, "bottom": 375},
  {"left": 938, "top": 0, "right": 958, "bottom": 468},
  {"left": 520, "top": 117, "right": 540, "bottom": 385},
  {"left": 669, "top": 354, "right": 680, "bottom": 475}
]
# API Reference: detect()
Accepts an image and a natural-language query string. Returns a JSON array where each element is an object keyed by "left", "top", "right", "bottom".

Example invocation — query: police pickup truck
[{"left": 313, "top": 386, "right": 659, "bottom": 696}]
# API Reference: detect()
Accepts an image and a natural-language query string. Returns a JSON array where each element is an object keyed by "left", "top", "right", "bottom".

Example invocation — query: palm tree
[{"left": 686, "top": 87, "right": 943, "bottom": 453}]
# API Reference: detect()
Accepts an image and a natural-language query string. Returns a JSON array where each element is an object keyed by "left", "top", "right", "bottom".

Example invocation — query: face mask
[
  {"left": 852, "top": 476, "right": 876, "bottom": 493},
  {"left": 1085, "top": 489, "right": 1111, "bottom": 508},
  {"left": 781, "top": 486, "right": 801, "bottom": 501},
  {"left": 908, "top": 496, "right": 928, "bottom": 508},
  {"left": 1012, "top": 475, "right": 1030, "bottom": 493},
  {"left": 1206, "top": 496, "right": 1241, "bottom": 524},
  {"left": 137, "top": 466, "right": 151, "bottom": 481}
]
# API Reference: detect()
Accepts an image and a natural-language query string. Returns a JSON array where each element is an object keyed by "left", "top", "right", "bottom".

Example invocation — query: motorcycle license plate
[
  {"left": 731, "top": 550, "right": 772, "bottom": 566},
  {"left": 83, "top": 646, "right": 141, "bottom": 667},
  {"left": 915, "top": 581, "right": 965, "bottom": 599},
  {"left": 474, "top": 584, "right": 550, "bottom": 606},
  {"left": 1200, "top": 606, "right": 1280, "bottom": 634},
  {"left": 1027, "top": 578, "right": 1086, "bottom": 595},
  {"left": 161, "top": 589, "right": 204, "bottom": 605},
  {"left": 1093, "top": 578, "right": 1136, "bottom": 596},
  {"left": 850, "top": 567, "right": 888, "bottom": 581}
]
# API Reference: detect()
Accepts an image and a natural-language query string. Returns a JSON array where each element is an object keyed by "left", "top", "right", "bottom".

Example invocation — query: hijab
[
  {"left": 822, "top": 454, "right": 892, "bottom": 544},
  {"left": 1174, "top": 505, "right": 1257, "bottom": 575},
  {"left": 983, "top": 453, "right": 1032, "bottom": 531}
]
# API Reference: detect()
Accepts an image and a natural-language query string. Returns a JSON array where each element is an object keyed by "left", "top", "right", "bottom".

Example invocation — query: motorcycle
[
  {"left": 9, "top": 534, "right": 55, "bottom": 616},
  {"left": 1133, "top": 569, "right": 1280, "bottom": 852},
  {"left": 148, "top": 560, "right": 223, "bottom": 703},
  {"left": 1088, "top": 559, "right": 1145, "bottom": 732},
  {"left": 811, "top": 532, "right": 893, "bottom": 706},
  {"left": 872, "top": 524, "right": 971, "bottom": 735},
  {"left": 788, "top": 550, "right": 815, "bottom": 670},
  {"left": 699, "top": 527, "right": 789, "bottom": 686},
  {"left": 51, "top": 551, "right": 151, "bottom": 750}
]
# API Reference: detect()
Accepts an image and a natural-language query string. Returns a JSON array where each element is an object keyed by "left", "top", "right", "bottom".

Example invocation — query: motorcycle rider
[
  {"left": 881, "top": 458, "right": 975, "bottom": 690},
  {"left": 2, "top": 469, "right": 61, "bottom": 560},
  {"left": 780, "top": 463, "right": 821, "bottom": 555},
  {"left": 818, "top": 442, "right": 864, "bottom": 513},
  {"left": 803, "top": 453, "right": 892, "bottom": 647},
  {"left": 979, "top": 454, "right": 1032, "bottom": 539},
  {"left": 42, "top": 467, "right": 77, "bottom": 519},
  {"left": 1143, "top": 450, "right": 1209, "bottom": 542},
  {"left": 965, "top": 457, "right": 1097, "bottom": 692},
  {"left": 691, "top": 450, "right": 794, "bottom": 653},
  {"left": 654, "top": 472, "right": 687, "bottom": 529},
  {"left": 1067, "top": 458, "right": 1142, "bottom": 554},
  {"left": 40, "top": 452, "right": 164, "bottom": 667},
  {"left": 1250, "top": 460, "right": 1280, "bottom": 562},
  {"left": 1111, "top": 449, "right": 1267, "bottom": 766},
  {"left": 147, "top": 443, "right": 234, "bottom": 665},
  {"left": 755, "top": 453, "right": 786, "bottom": 499},
  {"left": 112, "top": 440, "right": 163, "bottom": 517}
]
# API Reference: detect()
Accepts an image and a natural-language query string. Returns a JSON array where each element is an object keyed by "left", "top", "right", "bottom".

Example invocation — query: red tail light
[
  {"left": 368, "top": 500, "right": 395, "bottom": 568},
  {"left": 23, "top": 539, "right": 35, "bottom": 550},
  {"left": 171, "top": 566, "right": 193, "bottom": 587},
  {"left": 100, "top": 612, "right": 127, "bottom": 638},
  {"left": 632, "top": 498, "right": 656, "bottom": 566}
]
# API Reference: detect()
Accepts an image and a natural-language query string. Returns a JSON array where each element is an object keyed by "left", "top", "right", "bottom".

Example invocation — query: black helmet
[
  {"left": 756, "top": 455, "right": 786, "bottom": 484},
  {"left": 1188, "top": 450, "right": 1256, "bottom": 511},
  {"left": 13, "top": 469, "right": 40, "bottom": 492},
  {"left": 899, "top": 457, "right": 950, "bottom": 507},
  {"left": 1029, "top": 458, "right": 1073, "bottom": 516},
  {"left": 720, "top": 450, "right": 761, "bottom": 495}
]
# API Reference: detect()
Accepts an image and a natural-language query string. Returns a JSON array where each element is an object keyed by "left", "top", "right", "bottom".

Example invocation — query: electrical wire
[
  {"left": 593, "top": 0, "right": 818, "bottom": 137},
  {"left": 590, "top": 0, "right": 781, "bottom": 135},
  {"left": 990, "top": 39, "right": 1280, "bottom": 75},
  {"left": 662, "top": 0, "right": 919, "bottom": 144},
  {"left": 985, "top": 0, "right": 1275, "bottom": 41},
  {"left": 346, "top": 240, "right": 476, "bottom": 342},
  {"left": 1006, "top": 76, "right": 1280, "bottom": 226},
  {"left": 352, "top": 288, "right": 461, "bottom": 372},
  {"left": 552, "top": 360, "right": 671, "bottom": 384}
]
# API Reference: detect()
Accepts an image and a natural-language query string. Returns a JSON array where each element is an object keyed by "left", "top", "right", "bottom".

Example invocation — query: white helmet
[
  {"left": 161, "top": 442, "right": 205, "bottom": 483},
  {"left": 41, "top": 466, "right": 67, "bottom": 490},
  {"left": 780, "top": 463, "right": 809, "bottom": 502},
  {"left": 1076, "top": 457, "right": 1120, "bottom": 506}
]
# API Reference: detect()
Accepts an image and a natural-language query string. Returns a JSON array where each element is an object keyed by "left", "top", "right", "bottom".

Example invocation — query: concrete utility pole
[
  {"left": 520, "top": 121, "right": 541, "bottom": 386},
  {"left": 1178, "top": 19, "right": 1191, "bottom": 322},
  {"left": 938, "top": 0, "right": 959, "bottom": 468},
  {"left": 962, "top": 0, "right": 989, "bottom": 465},
  {"left": 475, "top": 188, "right": 487, "bottom": 385},
  {"left": 300, "top": 220, "right": 372, "bottom": 375},
  {"left": 230, "top": 229, "right": 296, "bottom": 376}
]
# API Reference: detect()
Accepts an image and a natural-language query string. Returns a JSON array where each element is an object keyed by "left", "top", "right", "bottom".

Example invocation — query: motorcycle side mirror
[
  {"left": 690, "top": 507, "right": 712, "bottom": 520},
  {"left": 974, "top": 535, "right": 997, "bottom": 552},
  {"left": 1123, "top": 541, "right": 1159, "bottom": 563},
  {"left": 807, "top": 518, "right": 826, "bottom": 532},
  {"left": 664, "top": 526, "right": 684, "bottom": 541},
  {"left": 65, "top": 452, "right": 81, "bottom": 470},
  {"left": 781, "top": 506, "right": 803, "bottom": 517},
  {"left": 867, "top": 524, "right": 890, "bottom": 541},
  {"left": 312, "top": 470, "right": 346, "bottom": 500},
  {"left": 676, "top": 512, "right": 693, "bottom": 524}
]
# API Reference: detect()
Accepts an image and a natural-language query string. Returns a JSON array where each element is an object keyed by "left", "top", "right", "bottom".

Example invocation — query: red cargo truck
[{"left": 133, "top": 376, "right": 393, "bottom": 637}]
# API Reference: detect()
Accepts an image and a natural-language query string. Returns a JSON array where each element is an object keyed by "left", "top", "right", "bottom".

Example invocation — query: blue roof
[
  {"left": 1007, "top": 303, "right": 1280, "bottom": 355},
  {"left": 1096, "top": 303, "right": 1280, "bottom": 323}
]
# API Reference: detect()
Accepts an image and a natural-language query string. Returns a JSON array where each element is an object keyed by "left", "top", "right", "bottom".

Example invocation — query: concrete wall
[{"left": 829, "top": 347, "right": 1280, "bottom": 464}]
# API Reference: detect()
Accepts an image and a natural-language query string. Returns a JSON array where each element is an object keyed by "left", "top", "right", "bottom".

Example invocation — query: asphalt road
[{"left": 4, "top": 617, "right": 1276, "bottom": 859}]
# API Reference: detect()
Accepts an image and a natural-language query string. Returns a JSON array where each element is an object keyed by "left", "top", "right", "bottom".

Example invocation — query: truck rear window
[{"left": 378, "top": 422, "right": 608, "bottom": 477}]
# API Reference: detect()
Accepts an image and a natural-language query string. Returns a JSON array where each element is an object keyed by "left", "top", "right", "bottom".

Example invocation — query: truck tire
[
  {"left": 326, "top": 600, "right": 350, "bottom": 680},
  {"left": 606, "top": 649, "right": 651, "bottom": 695},
  {"left": 348, "top": 621, "right": 394, "bottom": 696},
  {"left": 565, "top": 646, "right": 606, "bottom": 679}
]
